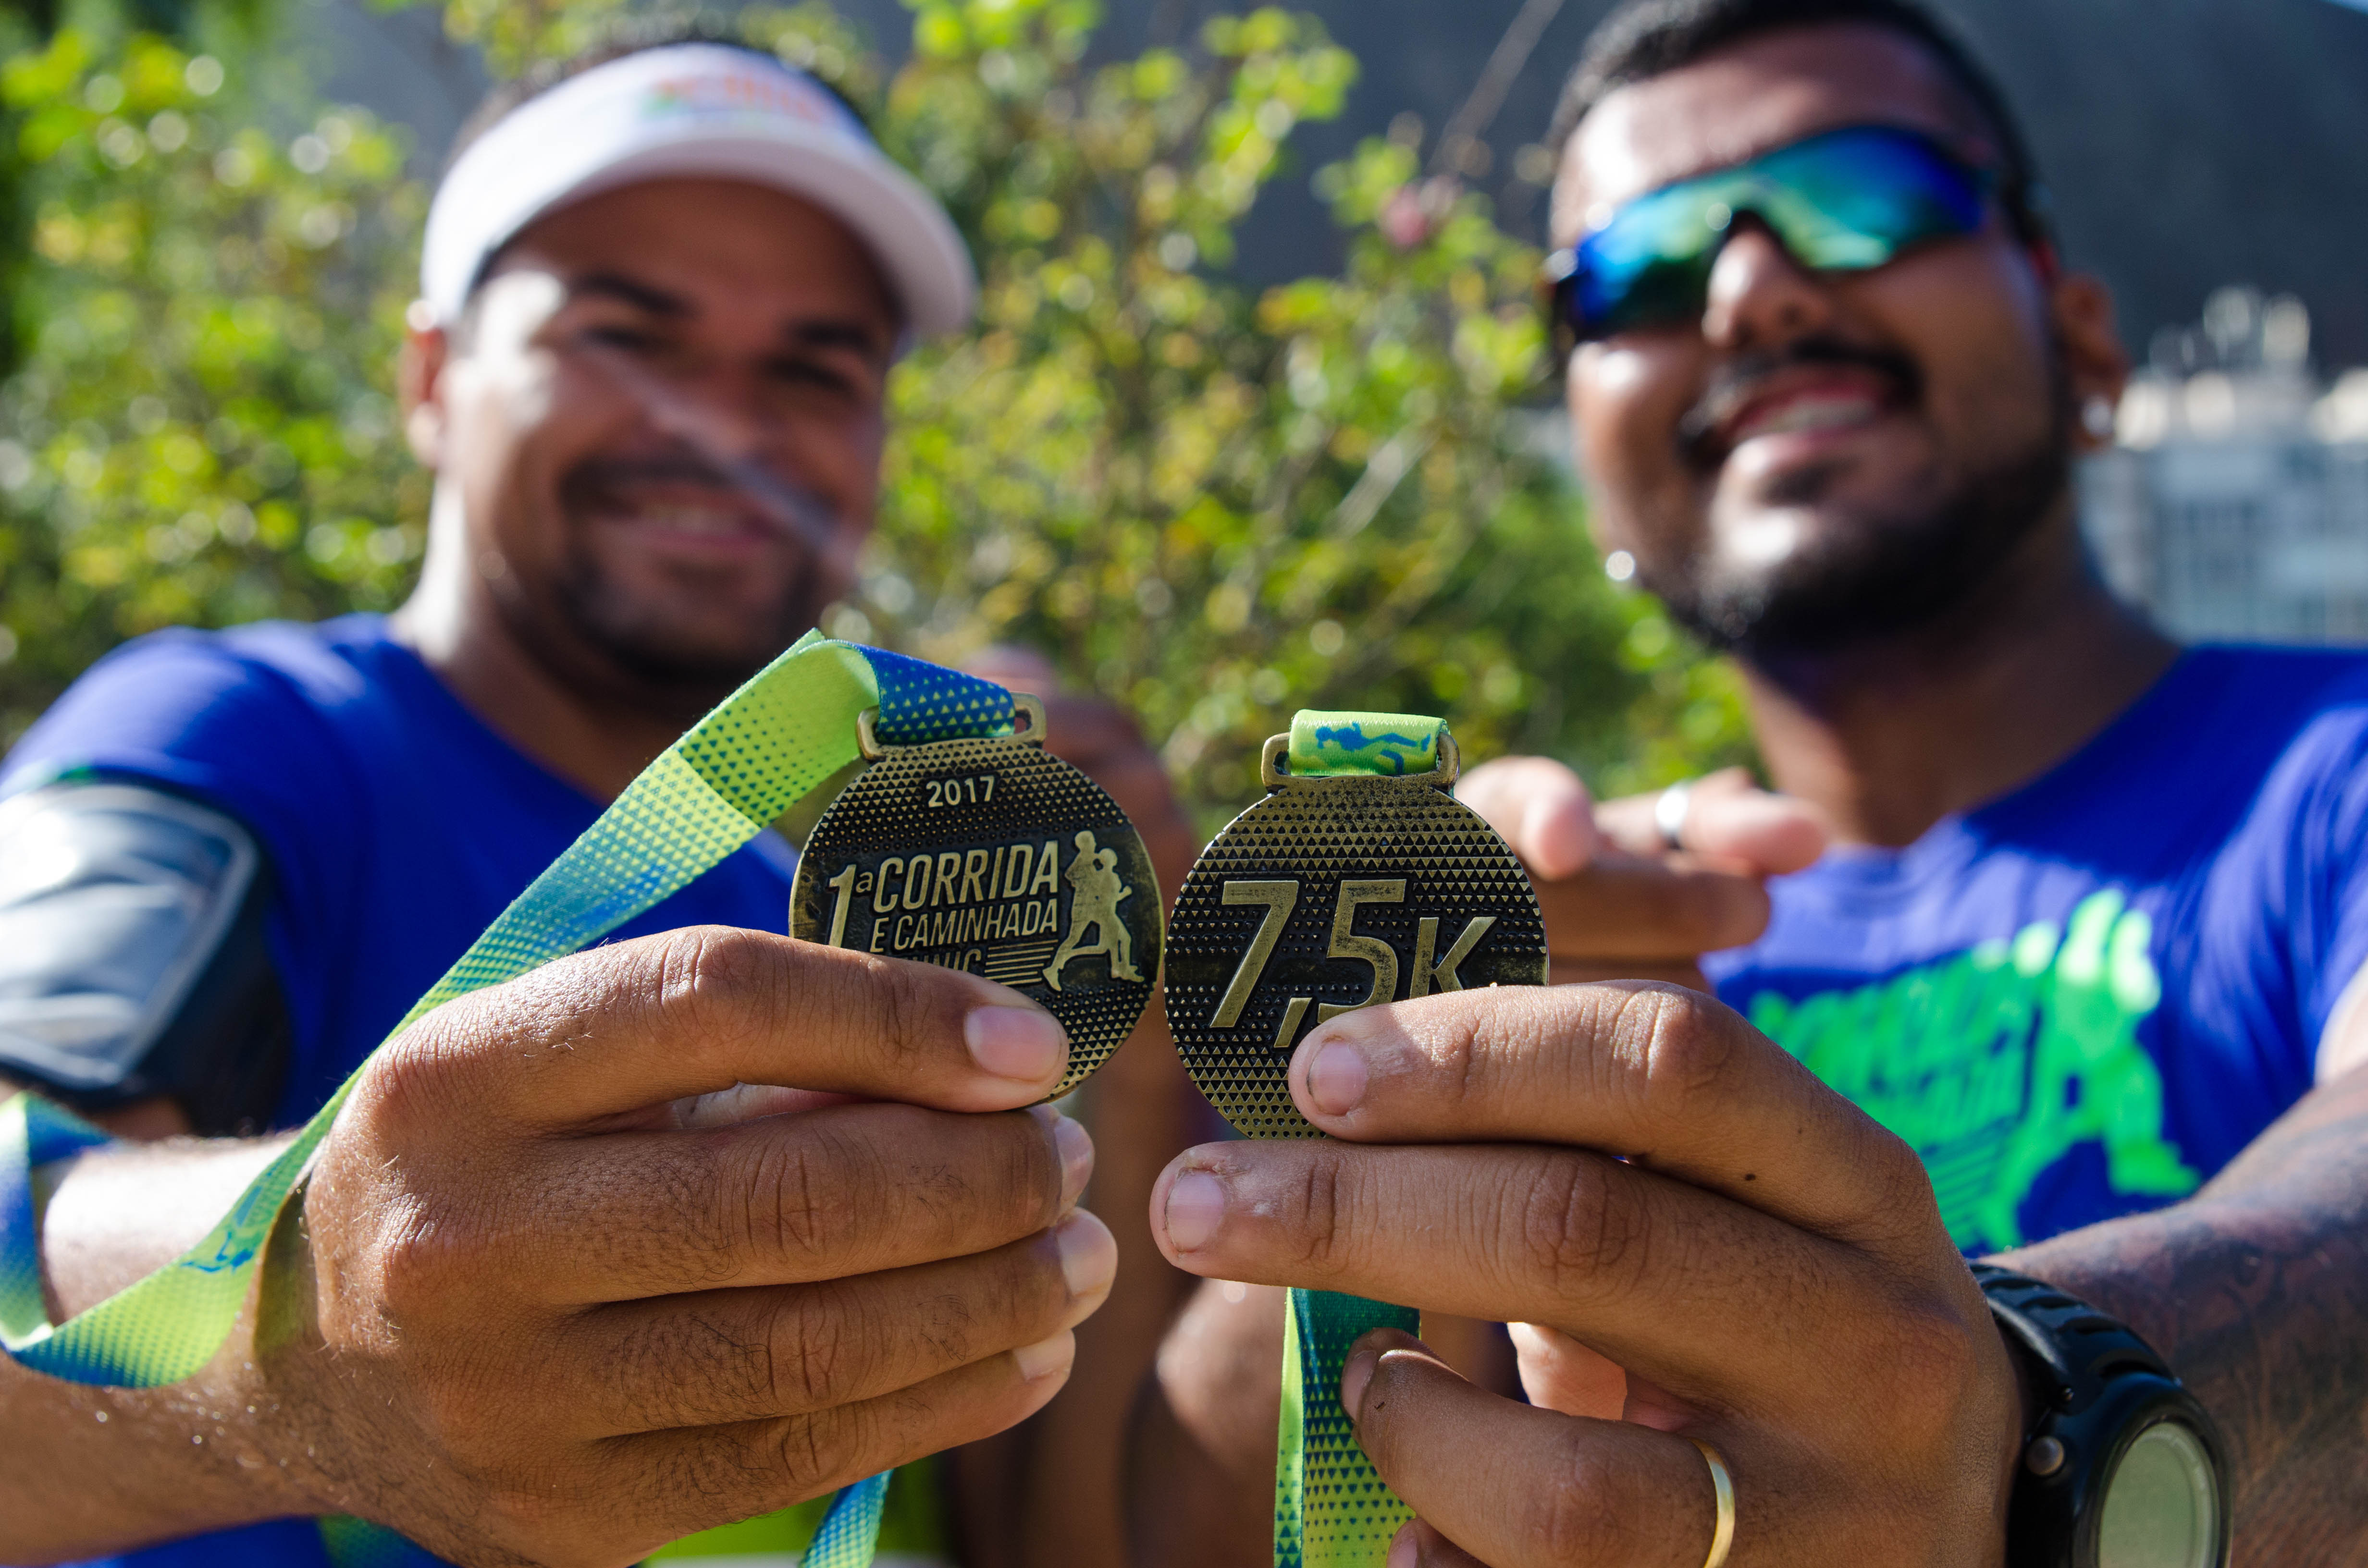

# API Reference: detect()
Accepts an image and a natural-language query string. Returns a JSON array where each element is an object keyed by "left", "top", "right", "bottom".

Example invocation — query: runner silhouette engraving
[{"left": 1044, "top": 830, "right": 1142, "bottom": 990}]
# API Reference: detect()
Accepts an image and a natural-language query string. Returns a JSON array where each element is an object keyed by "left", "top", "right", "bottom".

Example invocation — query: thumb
[
  {"left": 1455, "top": 756, "right": 1602, "bottom": 881},
  {"left": 1509, "top": 1323, "right": 1700, "bottom": 1433},
  {"left": 1508, "top": 1322, "right": 1626, "bottom": 1420}
]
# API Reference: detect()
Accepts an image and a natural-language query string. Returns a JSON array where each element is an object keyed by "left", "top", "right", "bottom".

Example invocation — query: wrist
[
  {"left": 0, "top": 1295, "right": 314, "bottom": 1555},
  {"left": 40, "top": 1133, "right": 293, "bottom": 1317},
  {"left": 35, "top": 1134, "right": 333, "bottom": 1527},
  {"left": 248, "top": 1176, "right": 374, "bottom": 1519}
]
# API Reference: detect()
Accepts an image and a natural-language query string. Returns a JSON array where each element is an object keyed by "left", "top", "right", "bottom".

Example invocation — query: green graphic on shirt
[{"left": 1747, "top": 889, "right": 2200, "bottom": 1251}]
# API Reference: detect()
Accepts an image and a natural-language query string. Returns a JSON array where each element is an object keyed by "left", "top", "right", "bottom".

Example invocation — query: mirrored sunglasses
[{"left": 1542, "top": 123, "right": 1997, "bottom": 350}]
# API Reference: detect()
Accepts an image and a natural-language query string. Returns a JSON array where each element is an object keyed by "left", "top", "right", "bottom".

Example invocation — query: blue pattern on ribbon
[
  {"left": 0, "top": 1096, "right": 112, "bottom": 1346},
  {"left": 316, "top": 1516, "right": 453, "bottom": 1568},
  {"left": 865, "top": 647, "right": 1015, "bottom": 746},
  {"left": 1309, "top": 724, "right": 1429, "bottom": 775},
  {"left": 312, "top": 1477, "right": 888, "bottom": 1568},
  {"left": 804, "top": 1470, "right": 892, "bottom": 1567}
]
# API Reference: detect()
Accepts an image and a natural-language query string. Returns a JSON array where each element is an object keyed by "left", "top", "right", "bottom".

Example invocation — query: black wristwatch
[{"left": 1972, "top": 1264, "right": 2231, "bottom": 1568}]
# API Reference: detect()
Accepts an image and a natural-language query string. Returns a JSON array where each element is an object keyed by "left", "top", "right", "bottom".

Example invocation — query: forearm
[
  {"left": 2005, "top": 1066, "right": 2368, "bottom": 1555},
  {"left": 0, "top": 1130, "right": 319, "bottom": 1559},
  {"left": 1126, "top": 1278, "right": 1283, "bottom": 1568},
  {"left": 955, "top": 1015, "right": 1202, "bottom": 1568}
]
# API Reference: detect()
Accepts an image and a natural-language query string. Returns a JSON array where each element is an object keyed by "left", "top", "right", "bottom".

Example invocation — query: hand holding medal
[
  {"left": 0, "top": 637, "right": 1159, "bottom": 1568},
  {"left": 1163, "top": 710, "right": 1546, "bottom": 1568},
  {"left": 1148, "top": 710, "right": 2028, "bottom": 1568}
]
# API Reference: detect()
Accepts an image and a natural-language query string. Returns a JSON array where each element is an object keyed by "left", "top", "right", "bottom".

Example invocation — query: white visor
[{"left": 420, "top": 43, "right": 974, "bottom": 334}]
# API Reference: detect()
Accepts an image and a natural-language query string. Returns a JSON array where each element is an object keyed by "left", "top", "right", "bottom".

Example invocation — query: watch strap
[
  {"left": 1970, "top": 1262, "right": 2176, "bottom": 1418},
  {"left": 1970, "top": 1263, "right": 2231, "bottom": 1568}
]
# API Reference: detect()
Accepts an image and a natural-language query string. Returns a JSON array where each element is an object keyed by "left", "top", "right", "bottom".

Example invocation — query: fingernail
[
  {"left": 1053, "top": 1211, "right": 1117, "bottom": 1297},
  {"left": 1304, "top": 1039, "right": 1369, "bottom": 1117},
  {"left": 1340, "top": 1347, "right": 1377, "bottom": 1421},
  {"left": 1027, "top": 1104, "right": 1094, "bottom": 1204},
  {"left": 1162, "top": 1168, "right": 1226, "bottom": 1252},
  {"left": 1386, "top": 1520, "right": 1419, "bottom": 1568},
  {"left": 1055, "top": 1114, "right": 1094, "bottom": 1205},
  {"left": 966, "top": 1004, "right": 1068, "bottom": 1082},
  {"left": 1013, "top": 1331, "right": 1074, "bottom": 1383}
]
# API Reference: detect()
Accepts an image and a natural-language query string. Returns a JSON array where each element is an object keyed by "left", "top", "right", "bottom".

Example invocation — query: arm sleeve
[{"left": 0, "top": 781, "right": 291, "bottom": 1134}]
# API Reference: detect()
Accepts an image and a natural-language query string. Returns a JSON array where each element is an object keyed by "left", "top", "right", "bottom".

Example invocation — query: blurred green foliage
[
  {"left": 0, "top": 0, "right": 1752, "bottom": 811},
  {"left": 0, "top": 23, "right": 425, "bottom": 738}
]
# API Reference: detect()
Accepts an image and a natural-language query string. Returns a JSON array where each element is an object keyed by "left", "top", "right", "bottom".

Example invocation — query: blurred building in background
[{"left": 2083, "top": 286, "right": 2368, "bottom": 645}]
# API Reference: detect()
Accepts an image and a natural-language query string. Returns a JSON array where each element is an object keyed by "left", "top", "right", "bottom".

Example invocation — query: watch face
[{"left": 2097, "top": 1420, "right": 2220, "bottom": 1568}]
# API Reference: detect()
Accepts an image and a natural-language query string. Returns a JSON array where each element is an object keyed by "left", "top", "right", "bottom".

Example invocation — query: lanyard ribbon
[
  {"left": 0, "top": 630, "right": 1016, "bottom": 1567},
  {"left": 1270, "top": 710, "right": 1445, "bottom": 1568}
]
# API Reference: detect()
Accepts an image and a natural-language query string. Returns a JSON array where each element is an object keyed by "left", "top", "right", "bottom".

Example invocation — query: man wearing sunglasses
[{"left": 1131, "top": 0, "right": 2368, "bottom": 1564}]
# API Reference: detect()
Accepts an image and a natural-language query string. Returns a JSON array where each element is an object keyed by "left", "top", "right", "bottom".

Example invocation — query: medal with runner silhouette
[{"left": 790, "top": 695, "right": 1162, "bottom": 1098}]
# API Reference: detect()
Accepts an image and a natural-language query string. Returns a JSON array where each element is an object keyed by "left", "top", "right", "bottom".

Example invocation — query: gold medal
[
  {"left": 791, "top": 697, "right": 1162, "bottom": 1098},
  {"left": 1164, "top": 716, "right": 1546, "bottom": 1136}
]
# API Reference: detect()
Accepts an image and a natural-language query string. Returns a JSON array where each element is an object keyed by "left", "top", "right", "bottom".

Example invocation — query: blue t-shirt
[
  {"left": 1706, "top": 645, "right": 2368, "bottom": 1256},
  {"left": 2, "top": 614, "right": 798, "bottom": 1568}
]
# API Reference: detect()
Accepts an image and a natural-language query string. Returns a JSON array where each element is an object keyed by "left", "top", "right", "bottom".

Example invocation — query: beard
[
  {"left": 1638, "top": 339, "right": 2074, "bottom": 660},
  {"left": 544, "top": 543, "right": 833, "bottom": 695}
]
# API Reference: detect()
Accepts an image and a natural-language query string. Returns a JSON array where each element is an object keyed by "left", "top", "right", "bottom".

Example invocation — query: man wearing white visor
[{"left": 0, "top": 37, "right": 1191, "bottom": 1568}]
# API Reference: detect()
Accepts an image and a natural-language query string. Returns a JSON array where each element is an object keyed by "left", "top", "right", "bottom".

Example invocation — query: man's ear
[
  {"left": 2049, "top": 270, "right": 2129, "bottom": 454},
  {"left": 400, "top": 308, "right": 452, "bottom": 467}
]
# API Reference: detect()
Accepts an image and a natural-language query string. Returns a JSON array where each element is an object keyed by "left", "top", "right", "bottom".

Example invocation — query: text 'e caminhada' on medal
[{"left": 789, "top": 707, "right": 1162, "bottom": 1100}]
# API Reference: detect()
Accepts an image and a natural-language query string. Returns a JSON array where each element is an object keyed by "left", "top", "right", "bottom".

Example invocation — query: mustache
[
  {"left": 1676, "top": 337, "right": 1924, "bottom": 469},
  {"left": 565, "top": 338, "right": 851, "bottom": 557},
  {"left": 558, "top": 449, "right": 845, "bottom": 557}
]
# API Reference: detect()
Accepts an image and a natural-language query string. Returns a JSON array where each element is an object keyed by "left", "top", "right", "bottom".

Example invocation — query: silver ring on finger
[{"left": 1654, "top": 778, "right": 1697, "bottom": 853}]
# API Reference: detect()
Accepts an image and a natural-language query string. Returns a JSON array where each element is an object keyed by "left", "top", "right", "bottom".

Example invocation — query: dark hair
[
  {"left": 1549, "top": 0, "right": 2048, "bottom": 242},
  {"left": 443, "top": 18, "right": 871, "bottom": 175}
]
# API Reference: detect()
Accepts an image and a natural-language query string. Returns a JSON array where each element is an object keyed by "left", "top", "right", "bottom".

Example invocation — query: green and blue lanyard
[{"left": 1272, "top": 710, "right": 1445, "bottom": 1568}]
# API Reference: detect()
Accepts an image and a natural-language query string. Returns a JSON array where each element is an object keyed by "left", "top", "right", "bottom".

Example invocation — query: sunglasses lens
[
  {"left": 1549, "top": 126, "right": 1989, "bottom": 346},
  {"left": 1757, "top": 127, "right": 1987, "bottom": 269}
]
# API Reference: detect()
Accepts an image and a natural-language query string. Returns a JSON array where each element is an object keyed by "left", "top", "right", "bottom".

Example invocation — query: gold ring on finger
[{"left": 1688, "top": 1436, "right": 1736, "bottom": 1568}]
